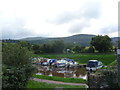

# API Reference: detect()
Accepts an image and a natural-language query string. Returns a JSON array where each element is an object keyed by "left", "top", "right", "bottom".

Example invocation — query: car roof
[{"left": 89, "top": 60, "right": 98, "bottom": 62}]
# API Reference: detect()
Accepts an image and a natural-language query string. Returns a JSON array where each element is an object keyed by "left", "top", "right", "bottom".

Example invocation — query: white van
[{"left": 86, "top": 60, "right": 104, "bottom": 71}]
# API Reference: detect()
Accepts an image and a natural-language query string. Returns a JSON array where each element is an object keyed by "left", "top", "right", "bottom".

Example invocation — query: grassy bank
[
  {"left": 33, "top": 53, "right": 116, "bottom": 65},
  {"left": 27, "top": 80, "right": 86, "bottom": 88},
  {"left": 32, "top": 74, "right": 86, "bottom": 84},
  {"left": 102, "top": 60, "right": 117, "bottom": 69}
]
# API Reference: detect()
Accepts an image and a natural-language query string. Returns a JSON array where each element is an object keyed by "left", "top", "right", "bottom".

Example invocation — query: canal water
[{"left": 33, "top": 64, "right": 87, "bottom": 80}]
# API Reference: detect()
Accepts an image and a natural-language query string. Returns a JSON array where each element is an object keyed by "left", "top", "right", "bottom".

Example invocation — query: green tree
[
  {"left": 2, "top": 43, "right": 34, "bottom": 88},
  {"left": 40, "top": 44, "right": 53, "bottom": 53},
  {"left": 72, "top": 45, "right": 82, "bottom": 53},
  {"left": 82, "top": 46, "right": 95, "bottom": 53},
  {"left": 52, "top": 40, "right": 64, "bottom": 53},
  {"left": 90, "top": 35, "right": 112, "bottom": 53},
  {"left": 18, "top": 41, "right": 31, "bottom": 50},
  {"left": 32, "top": 44, "right": 41, "bottom": 54}
]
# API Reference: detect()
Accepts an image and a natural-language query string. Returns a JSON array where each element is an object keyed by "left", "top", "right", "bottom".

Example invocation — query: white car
[
  {"left": 42, "top": 62, "right": 49, "bottom": 66},
  {"left": 67, "top": 61, "right": 79, "bottom": 67},
  {"left": 86, "top": 60, "right": 104, "bottom": 71},
  {"left": 55, "top": 63, "right": 66, "bottom": 67}
]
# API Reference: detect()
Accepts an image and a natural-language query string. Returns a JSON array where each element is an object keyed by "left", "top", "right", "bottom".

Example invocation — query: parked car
[
  {"left": 86, "top": 60, "right": 104, "bottom": 71},
  {"left": 55, "top": 63, "right": 66, "bottom": 67},
  {"left": 49, "top": 59, "right": 57, "bottom": 66},
  {"left": 42, "top": 62, "right": 49, "bottom": 66}
]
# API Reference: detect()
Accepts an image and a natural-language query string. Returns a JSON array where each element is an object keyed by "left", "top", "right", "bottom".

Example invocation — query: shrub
[
  {"left": 88, "top": 66, "right": 119, "bottom": 88},
  {"left": 2, "top": 43, "right": 34, "bottom": 88}
]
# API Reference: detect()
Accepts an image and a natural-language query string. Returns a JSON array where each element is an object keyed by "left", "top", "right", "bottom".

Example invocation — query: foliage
[
  {"left": 91, "top": 35, "right": 112, "bottom": 52},
  {"left": 18, "top": 41, "right": 31, "bottom": 50},
  {"left": 32, "top": 40, "right": 65, "bottom": 54},
  {"left": 81, "top": 46, "right": 95, "bottom": 53},
  {"left": 32, "top": 74, "right": 86, "bottom": 84},
  {"left": 27, "top": 80, "right": 85, "bottom": 88},
  {"left": 31, "top": 35, "right": 115, "bottom": 54},
  {"left": 32, "top": 44, "right": 41, "bottom": 54},
  {"left": 72, "top": 46, "right": 85, "bottom": 53},
  {"left": 40, "top": 44, "right": 53, "bottom": 53},
  {"left": 51, "top": 40, "right": 64, "bottom": 53},
  {"left": 89, "top": 69, "right": 119, "bottom": 88},
  {"left": 2, "top": 43, "right": 34, "bottom": 88}
]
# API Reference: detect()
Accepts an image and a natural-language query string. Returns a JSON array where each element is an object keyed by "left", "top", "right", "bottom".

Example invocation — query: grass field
[
  {"left": 102, "top": 60, "right": 117, "bottom": 69},
  {"left": 33, "top": 53, "right": 116, "bottom": 65},
  {"left": 27, "top": 80, "right": 86, "bottom": 88},
  {"left": 32, "top": 74, "right": 86, "bottom": 84}
]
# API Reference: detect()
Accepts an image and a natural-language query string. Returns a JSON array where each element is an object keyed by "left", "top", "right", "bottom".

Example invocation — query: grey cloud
[
  {"left": 52, "top": 11, "right": 81, "bottom": 24},
  {"left": 100, "top": 25, "right": 118, "bottom": 34},
  {"left": 82, "top": 2, "right": 101, "bottom": 19},
  {"left": 69, "top": 20, "right": 90, "bottom": 33},
  {"left": 50, "top": 1, "right": 101, "bottom": 25},
  {"left": 1, "top": 19, "right": 34, "bottom": 39}
]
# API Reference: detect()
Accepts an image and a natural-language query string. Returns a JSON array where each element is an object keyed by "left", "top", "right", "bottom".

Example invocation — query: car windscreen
[{"left": 87, "top": 61, "right": 98, "bottom": 67}]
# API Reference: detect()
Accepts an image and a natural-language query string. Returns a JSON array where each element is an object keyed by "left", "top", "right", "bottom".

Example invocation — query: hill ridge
[{"left": 20, "top": 34, "right": 118, "bottom": 46}]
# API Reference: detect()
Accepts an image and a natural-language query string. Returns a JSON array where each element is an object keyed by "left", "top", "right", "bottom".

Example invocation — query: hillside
[
  {"left": 20, "top": 34, "right": 118, "bottom": 46},
  {"left": 20, "top": 34, "right": 96, "bottom": 46}
]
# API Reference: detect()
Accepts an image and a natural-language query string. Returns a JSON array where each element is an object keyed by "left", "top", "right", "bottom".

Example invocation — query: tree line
[
  {"left": 31, "top": 35, "right": 115, "bottom": 54},
  {"left": 3, "top": 35, "right": 116, "bottom": 54}
]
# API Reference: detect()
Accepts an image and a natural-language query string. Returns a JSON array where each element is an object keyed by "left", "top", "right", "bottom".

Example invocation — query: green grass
[
  {"left": 27, "top": 80, "right": 86, "bottom": 88},
  {"left": 102, "top": 60, "right": 117, "bottom": 69},
  {"left": 33, "top": 53, "right": 116, "bottom": 65},
  {"left": 32, "top": 74, "right": 86, "bottom": 84},
  {"left": 108, "top": 60, "right": 117, "bottom": 66}
]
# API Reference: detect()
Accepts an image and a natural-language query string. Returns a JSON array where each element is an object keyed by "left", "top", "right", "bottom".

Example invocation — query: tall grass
[{"left": 33, "top": 53, "right": 116, "bottom": 65}]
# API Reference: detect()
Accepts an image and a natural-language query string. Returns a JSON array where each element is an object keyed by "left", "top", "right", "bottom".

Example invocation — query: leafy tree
[
  {"left": 40, "top": 44, "right": 53, "bottom": 53},
  {"left": 82, "top": 46, "right": 95, "bottom": 53},
  {"left": 87, "top": 46, "right": 95, "bottom": 53},
  {"left": 72, "top": 46, "right": 86, "bottom": 53},
  {"left": 52, "top": 40, "right": 64, "bottom": 53},
  {"left": 32, "top": 44, "right": 41, "bottom": 54},
  {"left": 72, "top": 46, "right": 82, "bottom": 53},
  {"left": 2, "top": 43, "right": 34, "bottom": 88},
  {"left": 90, "top": 35, "right": 112, "bottom": 53},
  {"left": 18, "top": 41, "right": 31, "bottom": 50}
]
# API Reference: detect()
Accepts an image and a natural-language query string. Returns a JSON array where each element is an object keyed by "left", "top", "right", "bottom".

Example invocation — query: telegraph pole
[
  {"left": 118, "top": 2, "right": 120, "bottom": 88},
  {"left": 117, "top": 47, "right": 120, "bottom": 87}
]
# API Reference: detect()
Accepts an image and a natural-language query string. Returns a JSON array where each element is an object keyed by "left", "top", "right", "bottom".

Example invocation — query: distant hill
[
  {"left": 112, "top": 37, "right": 119, "bottom": 43},
  {"left": 20, "top": 37, "right": 47, "bottom": 41},
  {"left": 20, "top": 34, "right": 118, "bottom": 46}
]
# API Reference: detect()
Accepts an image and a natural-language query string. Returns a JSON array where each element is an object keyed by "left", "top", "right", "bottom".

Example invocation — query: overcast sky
[{"left": 0, "top": 0, "right": 119, "bottom": 39}]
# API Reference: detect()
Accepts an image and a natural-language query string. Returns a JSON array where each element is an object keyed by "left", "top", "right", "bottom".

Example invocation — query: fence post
[{"left": 87, "top": 71, "right": 90, "bottom": 89}]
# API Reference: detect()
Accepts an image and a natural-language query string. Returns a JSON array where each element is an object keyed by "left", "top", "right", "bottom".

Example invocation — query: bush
[
  {"left": 82, "top": 46, "right": 95, "bottom": 53},
  {"left": 89, "top": 65, "right": 119, "bottom": 88},
  {"left": 2, "top": 43, "right": 34, "bottom": 88}
]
